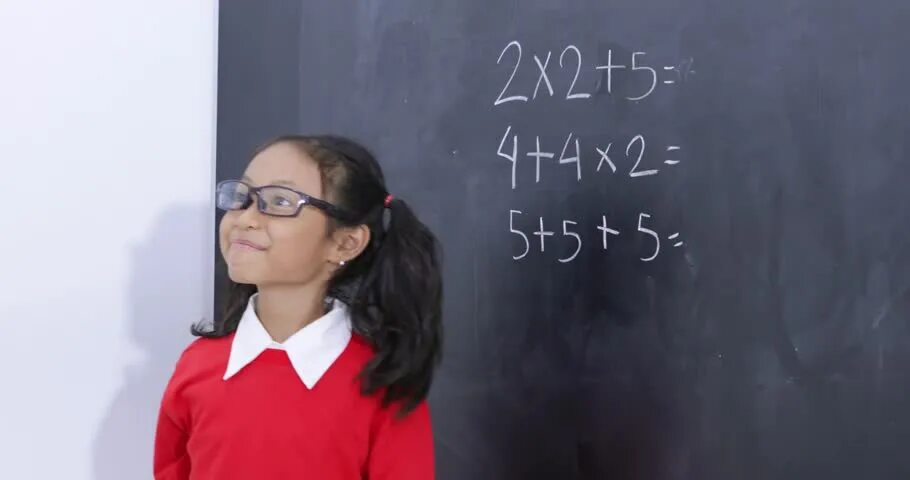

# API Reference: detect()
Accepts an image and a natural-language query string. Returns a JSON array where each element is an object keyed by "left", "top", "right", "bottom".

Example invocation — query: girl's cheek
[{"left": 218, "top": 215, "right": 234, "bottom": 255}]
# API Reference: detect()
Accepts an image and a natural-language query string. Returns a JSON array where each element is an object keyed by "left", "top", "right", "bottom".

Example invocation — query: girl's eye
[{"left": 271, "top": 195, "right": 292, "bottom": 206}]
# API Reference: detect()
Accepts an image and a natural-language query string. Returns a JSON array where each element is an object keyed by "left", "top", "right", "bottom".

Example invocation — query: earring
[{"left": 338, "top": 260, "right": 346, "bottom": 266}]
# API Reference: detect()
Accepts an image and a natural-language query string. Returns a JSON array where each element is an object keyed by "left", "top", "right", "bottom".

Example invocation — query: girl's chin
[{"left": 226, "top": 267, "right": 261, "bottom": 285}]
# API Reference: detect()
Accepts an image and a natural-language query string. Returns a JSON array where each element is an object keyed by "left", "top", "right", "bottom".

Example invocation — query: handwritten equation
[
  {"left": 494, "top": 41, "right": 695, "bottom": 106},
  {"left": 498, "top": 127, "right": 683, "bottom": 189},
  {"left": 509, "top": 211, "right": 684, "bottom": 263},
  {"left": 492, "top": 40, "right": 694, "bottom": 263}
]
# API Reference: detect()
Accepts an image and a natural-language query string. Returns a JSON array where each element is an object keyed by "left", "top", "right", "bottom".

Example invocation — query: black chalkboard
[{"left": 216, "top": 1, "right": 910, "bottom": 478}]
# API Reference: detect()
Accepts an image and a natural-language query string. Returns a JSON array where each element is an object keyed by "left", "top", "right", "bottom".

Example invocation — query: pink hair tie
[{"left": 383, "top": 194, "right": 395, "bottom": 208}]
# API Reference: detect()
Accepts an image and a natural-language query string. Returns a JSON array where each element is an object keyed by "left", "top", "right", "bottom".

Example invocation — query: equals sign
[
  {"left": 663, "top": 66, "right": 675, "bottom": 84},
  {"left": 665, "top": 146, "right": 681, "bottom": 165},
  {"left": 668, "top": 233, "right": 684, "bottom": 247}
]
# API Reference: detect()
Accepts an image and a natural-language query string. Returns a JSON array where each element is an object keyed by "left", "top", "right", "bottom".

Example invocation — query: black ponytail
[
  {"left": 194, "top": 134, "right": 443, "bottom": 417},
  {"left": 351, "top": 195, "right": 442, "bottom": 415}
]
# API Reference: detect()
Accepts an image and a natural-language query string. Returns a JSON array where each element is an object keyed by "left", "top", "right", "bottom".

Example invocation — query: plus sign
[
  {"left": 534, "top": 217, "right": 555, "bottom": 252},
  {"left": 597, "top": 215, "right": 620, "bottom": 250},
  {"left": 595, "top": 49, "right": 627, "bottom": 94}
]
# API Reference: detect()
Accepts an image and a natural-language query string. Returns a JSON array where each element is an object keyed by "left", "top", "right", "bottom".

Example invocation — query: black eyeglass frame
[{"left": 216, "top": 179, "right": 356, "bottom": 221}]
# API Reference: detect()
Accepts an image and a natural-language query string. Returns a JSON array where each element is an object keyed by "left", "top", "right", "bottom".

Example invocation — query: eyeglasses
[{"left": 216, "top": 180, "right": 352, "bottom": 219}]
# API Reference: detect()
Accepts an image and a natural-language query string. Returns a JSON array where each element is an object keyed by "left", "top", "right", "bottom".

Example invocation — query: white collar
[{"left": 223, "top": 293, "right": 352, "bottom": 389}]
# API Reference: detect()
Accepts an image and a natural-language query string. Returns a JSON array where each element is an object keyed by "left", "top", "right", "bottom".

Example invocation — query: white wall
[{"left": 0, "top": 1, "right": 217, "bottom": 479}]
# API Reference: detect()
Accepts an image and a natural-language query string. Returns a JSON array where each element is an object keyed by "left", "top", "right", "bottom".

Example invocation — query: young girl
[{"left": 153, "top": 135, "right": 443, "bottom": 480}]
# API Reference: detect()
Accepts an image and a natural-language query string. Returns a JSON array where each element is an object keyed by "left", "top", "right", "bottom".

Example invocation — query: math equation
[{"left": 492, "top": 40, "right": 695, "bottom": 263}]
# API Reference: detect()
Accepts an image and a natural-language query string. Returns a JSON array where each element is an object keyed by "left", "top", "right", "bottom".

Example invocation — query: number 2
[
  {"left": 495, "top": 41, "right": 529, "bottom": 106},
  {"left": 627, "top": 134, "right": 657, "bottom": 178},
  {"left": 560, "top": 45, "right": 591, "bottom": 100}
]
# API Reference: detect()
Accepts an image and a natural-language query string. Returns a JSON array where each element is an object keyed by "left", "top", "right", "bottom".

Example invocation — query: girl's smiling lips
[{"left": 231, "top": 238, "right": 267, "bottom": 251}]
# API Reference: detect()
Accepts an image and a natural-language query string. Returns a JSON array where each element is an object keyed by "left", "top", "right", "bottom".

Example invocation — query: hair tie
[{"left": 383, "top": 194, "right": 395, "bottom": 208}]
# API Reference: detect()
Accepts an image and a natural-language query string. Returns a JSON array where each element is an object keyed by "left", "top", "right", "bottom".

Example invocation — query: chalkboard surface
[{"left": 216, "top": 1, "right": 910, "bottom": 478}]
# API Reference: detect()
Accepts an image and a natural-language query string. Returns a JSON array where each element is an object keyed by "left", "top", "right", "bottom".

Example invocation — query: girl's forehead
[{"left": 244, "top": 144, "right": 322, "bottom": 192}]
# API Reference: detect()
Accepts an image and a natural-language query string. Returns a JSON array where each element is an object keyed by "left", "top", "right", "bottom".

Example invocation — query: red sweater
[{"left": 154, "top": 333, "right": 434, "bottom": 479}]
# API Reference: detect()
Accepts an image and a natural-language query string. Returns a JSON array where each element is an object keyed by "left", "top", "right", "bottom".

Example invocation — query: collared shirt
[
  {"left": 155, "top": 298, "right": 435, "bottom": 479},
  {"left": 222, "top": 293, "right": 352, "bottom": 388}
]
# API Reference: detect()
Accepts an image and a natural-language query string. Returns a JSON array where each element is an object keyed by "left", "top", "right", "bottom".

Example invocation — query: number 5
[
  {"left": 559, "top": 220, "right": 582, "bottom": 263},
  {"left": 510, "top": 210, "right": 529, "bottom": 260},
  {"left": 637, "top": 213, "right": 660, "bottom": 262},
  {"left": 627, "top": 52, "right": 657, "bottom": 101}
]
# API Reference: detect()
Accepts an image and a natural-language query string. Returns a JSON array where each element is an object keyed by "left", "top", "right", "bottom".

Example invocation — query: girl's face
[{"left": 219, "top": 142, "right": 342, "bottom": 288}]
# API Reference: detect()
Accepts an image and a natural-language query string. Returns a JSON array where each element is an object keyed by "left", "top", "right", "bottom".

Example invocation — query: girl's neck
[{"left": 254, "top": 284, "right": 328, "bottom": 343}]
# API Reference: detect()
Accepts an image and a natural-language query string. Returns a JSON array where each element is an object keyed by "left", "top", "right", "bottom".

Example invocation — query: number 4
[{"left": 498, "top": 125, "right": 518, "bottom": 189}]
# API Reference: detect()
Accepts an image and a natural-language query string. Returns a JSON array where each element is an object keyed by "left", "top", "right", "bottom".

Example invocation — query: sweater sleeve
[
  {"left": 153, "top": 347, "right": 193, "bottom": 480},
  {"left": 367, "top": 400, "right": 435, "bottom": 480}
]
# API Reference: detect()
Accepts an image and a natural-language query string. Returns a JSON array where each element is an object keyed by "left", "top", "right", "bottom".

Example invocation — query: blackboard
[{"left": 216, "top": 1, "right": 910, "bottom": 478}]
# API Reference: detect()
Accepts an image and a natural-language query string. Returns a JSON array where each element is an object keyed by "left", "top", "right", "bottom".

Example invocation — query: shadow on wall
[{"left": 92, "top": 204, "right": 212, "bottom": 479}]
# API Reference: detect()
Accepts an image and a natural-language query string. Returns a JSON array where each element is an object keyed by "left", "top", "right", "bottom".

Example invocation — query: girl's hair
[{"left": 193, "top": 134, "right": 443, "bottom": 416}]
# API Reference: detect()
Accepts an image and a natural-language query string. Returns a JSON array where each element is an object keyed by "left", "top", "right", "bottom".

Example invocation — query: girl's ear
[{"left": 331, "top": 224, "right": 371, "bottom": 263}]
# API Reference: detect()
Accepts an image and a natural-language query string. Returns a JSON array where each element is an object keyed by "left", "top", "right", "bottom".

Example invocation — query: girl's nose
[{"left": 235, "top": 194, "right": 263, "bottom": 229}]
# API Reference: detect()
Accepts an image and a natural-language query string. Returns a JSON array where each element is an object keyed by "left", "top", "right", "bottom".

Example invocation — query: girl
[{"left": 154, "top": 135, "right": 443, "bottom": 480}]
